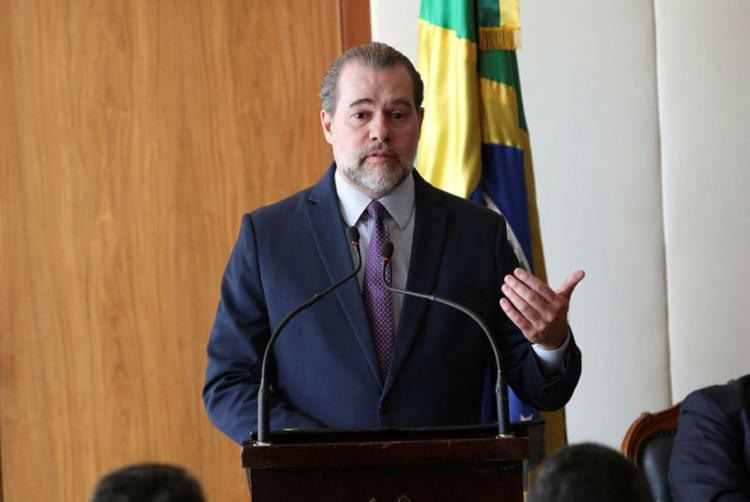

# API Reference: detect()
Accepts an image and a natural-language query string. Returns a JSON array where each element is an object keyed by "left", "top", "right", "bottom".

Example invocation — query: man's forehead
[{"left": 337, "top": 62, "right": 415, "bottom": 107}]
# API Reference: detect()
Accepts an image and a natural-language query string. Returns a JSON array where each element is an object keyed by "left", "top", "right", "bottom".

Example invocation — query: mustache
[{"left": 359, "top": 143, "right": 397, "bottom": 160}]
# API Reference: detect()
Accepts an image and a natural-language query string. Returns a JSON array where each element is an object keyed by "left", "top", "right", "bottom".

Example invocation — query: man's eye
[
  {"left": 391, "top": 111, "right": 405, "bottom": 120},
  {"left": 352, "top": 112, "right": 367, "bottom": 120}
]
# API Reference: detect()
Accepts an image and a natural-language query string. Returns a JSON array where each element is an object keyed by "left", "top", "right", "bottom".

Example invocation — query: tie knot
[{"left": 367, "top": 200, "right": 389, "bottom": 221}]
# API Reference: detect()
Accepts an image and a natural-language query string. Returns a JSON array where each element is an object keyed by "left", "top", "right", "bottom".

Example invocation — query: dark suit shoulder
[
  {"left": 413, "top": 171, "right": 506, "bottom": 225},
  {"left": 248, "top": 186, "right": 314, "bottom": 222},
  {"left": 247, "top": 164, "right": 337, "bottom": 224},
  {"left": 684, "top": 374, "right": 750, "bottom": 415},
  {"left": 670, "top": 375, "right": 750, "bottom": 500}
]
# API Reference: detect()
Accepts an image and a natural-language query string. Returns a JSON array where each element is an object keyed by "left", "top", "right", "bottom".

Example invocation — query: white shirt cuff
[{"left": 532, "top": 332, "right": 570, "bottom": 376}]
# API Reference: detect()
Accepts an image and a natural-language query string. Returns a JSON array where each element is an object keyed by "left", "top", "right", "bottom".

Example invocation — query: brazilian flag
[{"left": 417, "top": 0, "right": 567, "bottom": 456}]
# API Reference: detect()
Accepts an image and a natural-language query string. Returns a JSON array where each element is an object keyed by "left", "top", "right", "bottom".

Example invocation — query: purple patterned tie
[{"left": 363, "top": 201, "right": 395, "bottom": 380}]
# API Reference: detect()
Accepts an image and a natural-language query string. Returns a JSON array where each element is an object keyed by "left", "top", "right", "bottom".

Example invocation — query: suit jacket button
[{"left": 379, "top": 403, "right": 391, "bottom": 413}]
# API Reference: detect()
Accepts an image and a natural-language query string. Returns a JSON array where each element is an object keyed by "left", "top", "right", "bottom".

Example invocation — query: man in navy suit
[
  {"left": 203, "top": 42, "right": 584, "bottom": 445},
  {"left": 669, "top": 374, "right": 750, "bottom": 501}
]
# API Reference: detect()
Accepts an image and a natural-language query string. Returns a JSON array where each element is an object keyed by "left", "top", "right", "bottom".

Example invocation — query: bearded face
[
  {"left": 335, "top": 141, "right": 414, "bottom": 198},
  {"left": 321, "top": 63, "right": 422, "bottom": 199}
]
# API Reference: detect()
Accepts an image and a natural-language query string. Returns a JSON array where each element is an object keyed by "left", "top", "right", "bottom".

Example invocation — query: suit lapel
[
  {"left": 306, "top": 165, "right": 383, "bottom": 389},
  {"left": 384, "top": 172, "right": 448, "bottom": 393}
]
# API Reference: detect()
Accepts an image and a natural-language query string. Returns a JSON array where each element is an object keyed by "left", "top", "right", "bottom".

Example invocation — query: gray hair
[{"left": 319, "top": 42, "right": 424, "bottom": 115}]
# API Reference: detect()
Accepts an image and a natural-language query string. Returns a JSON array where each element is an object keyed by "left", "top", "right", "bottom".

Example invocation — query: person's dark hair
[
  {"left": 90, "top": 463, "right": 205, "bottom": 502},
  {"left": 319, "top": 41, "right": 424, "bottom": 114},
  {"left": 528, "top": 443, "right": 651, "bottom": 502}
]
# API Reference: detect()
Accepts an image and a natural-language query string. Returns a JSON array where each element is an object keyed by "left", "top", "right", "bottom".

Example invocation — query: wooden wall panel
[
  {"left": 0, "top": 0, "right": 369, "bottom": 500},
  {"left": 341, "top": 0, "right": 373, "bottom": 49}
]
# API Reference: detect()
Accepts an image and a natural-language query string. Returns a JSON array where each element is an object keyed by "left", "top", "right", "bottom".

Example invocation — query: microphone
[
  {"left": 256, "top": 226, "right": 362, "bottom": 444},
  {"left": 379, "top": 241, "right": 512, "bottom": 437}
]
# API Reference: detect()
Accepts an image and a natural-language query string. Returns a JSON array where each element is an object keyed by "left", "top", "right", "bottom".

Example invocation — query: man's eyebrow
[
  {"left": 348, "top": 98, "right": 375, "bottom": 108},
  {"left": 346, "top": 97, "right": 414, "bottom": 108},
  {"left": 388, "top": 97, "right": 413, "bottom": 108}
]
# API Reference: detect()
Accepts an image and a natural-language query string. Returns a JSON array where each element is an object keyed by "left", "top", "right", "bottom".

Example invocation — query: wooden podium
[{"left": 242, "top": 421, "right": 543, "bottom": 501}]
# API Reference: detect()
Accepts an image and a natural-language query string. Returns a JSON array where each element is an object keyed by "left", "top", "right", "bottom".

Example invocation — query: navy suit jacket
[
  {"left": 669, "top": 374, "right": 750, "bottom": 501},
  {"left": 203, "top": 165, "right": 582, "bottom": 444}
]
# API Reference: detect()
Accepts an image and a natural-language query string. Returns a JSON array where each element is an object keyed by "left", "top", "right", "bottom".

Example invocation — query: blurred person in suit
[{"left": 669, "top": 374, "right": 750, "bottom": 501}]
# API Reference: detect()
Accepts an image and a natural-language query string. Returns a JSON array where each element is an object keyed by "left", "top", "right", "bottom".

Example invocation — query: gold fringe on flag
[{"left": 478, "top": 26, "right": 521, "bottom": 51}]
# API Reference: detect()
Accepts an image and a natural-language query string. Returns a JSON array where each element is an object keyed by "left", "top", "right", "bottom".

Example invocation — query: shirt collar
[{"left": 334, "top": 166, "right": 415, "bottom": 230}]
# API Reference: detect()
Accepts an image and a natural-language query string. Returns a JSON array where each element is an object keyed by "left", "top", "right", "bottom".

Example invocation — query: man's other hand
[{"left": 499, "top": 268, "right": 585, "bottom": 350}]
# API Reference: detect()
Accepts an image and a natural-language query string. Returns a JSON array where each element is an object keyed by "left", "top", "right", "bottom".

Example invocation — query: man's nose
[{"left": 369, "top": 113, "right": 390, "bottom": 142}]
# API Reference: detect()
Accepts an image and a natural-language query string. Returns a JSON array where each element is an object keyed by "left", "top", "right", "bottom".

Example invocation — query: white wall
[
  {"left": 372, "top": 0, "right": 750, "bottom": 448},
  {"left": 655, "top": 0, "right": 750, "bottom": 402},
  {"left": 516, "top": 0, "right": 671, "bottom": 446},
  {"left": 371, "top": 0, "right": 420, "bottom": 64}
]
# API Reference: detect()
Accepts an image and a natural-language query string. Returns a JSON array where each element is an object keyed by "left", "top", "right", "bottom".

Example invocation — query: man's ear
[
  {"left": 417, "top": 107, "right": 425, "bottom": 131},
  {"left": 320, "top": 109, "right": 334, "bottom": 145}
]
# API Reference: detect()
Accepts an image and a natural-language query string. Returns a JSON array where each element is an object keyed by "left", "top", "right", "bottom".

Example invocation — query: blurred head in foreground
[
  {"left": 90, "top": 462, "right": 205, "bottom": 502},
  {"left": 528, "top": 442, "right": 651, "bottom": 502}
]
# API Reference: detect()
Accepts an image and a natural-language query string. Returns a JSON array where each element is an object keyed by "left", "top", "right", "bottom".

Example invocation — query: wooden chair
[{"left": 620, "top": 403, "right": 681, "bottom": 502}]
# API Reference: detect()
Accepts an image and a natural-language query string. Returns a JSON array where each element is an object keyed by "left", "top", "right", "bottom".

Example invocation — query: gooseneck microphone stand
[
  {"left": 256, "top": 227, "right": 362, "bottom": 444},
  {"left": 379, "top": 241, "right": 511, "bottom": 437}
]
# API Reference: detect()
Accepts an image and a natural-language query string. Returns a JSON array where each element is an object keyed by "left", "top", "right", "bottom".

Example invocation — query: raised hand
[{"left": 499, "top": 268, "right": 585, "bottom": 350}]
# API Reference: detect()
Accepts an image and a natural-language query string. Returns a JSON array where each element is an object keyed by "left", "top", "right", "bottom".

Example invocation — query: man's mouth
[{"left": 365, "top": 151, "right": 396, "bottom": 160}]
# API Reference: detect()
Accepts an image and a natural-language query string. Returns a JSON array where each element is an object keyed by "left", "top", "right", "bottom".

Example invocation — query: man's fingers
[
  {"left": 505, "top": 271, "right": 554, "bottom": 311},
  {"left": 499, "top": 298, "right": 532, "bottom": 332},
  {"left": 555, "top": 270, "right": 586, "bottom": 299},
  {"left": 512, "top": 268, "right": 555, "bottom": 302},
  {"left": 501, "top": 267, "right": 584, "bottom": 347},
  {"left": 501, "top": 282, "right": 543, "bottom": 325}
]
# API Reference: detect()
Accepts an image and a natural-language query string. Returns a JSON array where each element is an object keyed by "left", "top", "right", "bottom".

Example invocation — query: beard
[{"left": 337, "top": 143, "right": 414, "bottom": 198}]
